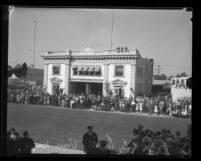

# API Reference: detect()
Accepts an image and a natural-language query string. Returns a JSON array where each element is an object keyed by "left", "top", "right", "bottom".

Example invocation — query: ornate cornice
[
  {"left": 41, "top": 55, "right": 71, "bottom": 60},
  {"left": 42, "top": 55, "right": 138, "bottom": 61}
]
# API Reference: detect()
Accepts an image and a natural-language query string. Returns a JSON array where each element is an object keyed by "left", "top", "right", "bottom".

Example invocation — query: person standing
[
  {"left": 131, "top": 98, "right": 136, "bottom": 112},
  {"left": 82, "top": 125, "right": 98, "bottom": 154},
  {"left": 18, "top": 130, "right": 35, "bottom": 154}
]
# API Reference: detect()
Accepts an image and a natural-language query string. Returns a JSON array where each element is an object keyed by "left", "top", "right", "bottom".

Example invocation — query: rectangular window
[
  {"left": 52, "top": 65, "right": 60, "bottom": 75},
  {"left": 90, "top": 71, "right": 95, "bottom": 76},
  {"left": 72, "top": 65, "right": 78, "bottom": 75},
  {"left": 79, "top": 71, "right": 84, "bottom": 75},
  {"left": 115, "top": 65, "right": 124, "bottom": 77},
  {"left": 73, "top": 69, "right": 78, "bottom": 75},
  {"left": 96, "top": 71, "right": 101, "bottom": 76},
  {"left": 73, "top": 65, "right": 102, "bottom": 77}
]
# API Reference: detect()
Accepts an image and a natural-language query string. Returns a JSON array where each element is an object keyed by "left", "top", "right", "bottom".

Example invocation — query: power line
[{"left": 154, "top": 64, "right": 191, "bottom": 69}]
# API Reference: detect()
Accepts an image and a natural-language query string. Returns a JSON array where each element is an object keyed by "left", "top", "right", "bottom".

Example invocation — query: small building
[
  {"left": 152, "top": 79, "right": 171, "bottom": 95},
  {"left": 8, "top": 67, "right": 44, "bottom": 86},
  {"left": 41, "top": 47, "right": 154, "bottom": 97},
  {"left": 23, "top": 67, "right": 44, "bottom": 86},
  {"left": 170, "top": 76, "right": 192, "bottom": 101}
]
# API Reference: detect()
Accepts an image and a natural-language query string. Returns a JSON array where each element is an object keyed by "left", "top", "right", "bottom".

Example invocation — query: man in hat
[{"left": 82, "top": 125, "right": 98, "bottom": 154}]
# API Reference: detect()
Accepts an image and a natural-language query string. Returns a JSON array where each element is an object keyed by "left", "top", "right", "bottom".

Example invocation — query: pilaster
[
  {"left": 64, "top": 63, "right": 70, "bottom": 94},
  {"left": 103, "top": 63, "right": 110, "bottom": 96},
  {"left": 43, "top": 62, "right": 49, "bottom": 91},
  {"left": 130, "top": 63, "right": 136, "bottom": 97}
]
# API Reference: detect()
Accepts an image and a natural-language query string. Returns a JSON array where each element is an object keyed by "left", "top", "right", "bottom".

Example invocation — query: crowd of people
[
  {"left": 7, "top": 86, "right": 191, "bottom": 119},
  {"left": 6, "top": 124, "right": 191, "bottom": 156},
  {"left": 82, "top": 124, "right": 191, "bottom": 156},
  {"left": 6, "top": 128, "right": 35, "bottom": 155}
]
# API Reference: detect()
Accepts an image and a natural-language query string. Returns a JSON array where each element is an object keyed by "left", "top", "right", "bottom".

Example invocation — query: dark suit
[
  {"left": 18, "top": 137, "right": 35, "bottom": 154},
  {"left": 83, "top": 132, "right": 98, "bottom": 154}
]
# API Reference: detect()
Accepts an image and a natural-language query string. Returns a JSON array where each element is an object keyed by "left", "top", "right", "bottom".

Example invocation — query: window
[
  {"left": 73, "top": 65, "right": 101, "bottom": 77},
  {"left": 115, "top": 66, "right": 124, "bottom": 77},
  {"left": 52, "top": 65, "right": 60, "bottom": 75},
  {"left": 72, "top": 65, "right": 78, "bottom": 75},
  {"left": 90, "top": 71, "right": 95, "bottom": 76},
  {"left": 96, "top": 71, "right": 101, "bottom": 76},
  {"left": 73, "top": 69, "right": 78, "bottom": 75}
]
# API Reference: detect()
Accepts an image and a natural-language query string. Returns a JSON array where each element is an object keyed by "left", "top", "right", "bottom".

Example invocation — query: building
[
  {"left": 24, "top": 67, "right": 44, "bottom": 86},
  {"left": 170, "top": 76, "right": 192, "bottom": 101},
  {"left": 41, "top": 47, "right": 153, "bottom": 97},
  {"left": 8, "top": 67, "right": 44, "bottom": 86},
  {"left": 152, "top": 79, "right": 171, "bottom": 95}
]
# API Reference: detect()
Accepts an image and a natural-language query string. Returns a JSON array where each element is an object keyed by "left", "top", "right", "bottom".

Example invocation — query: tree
[
  {"left": 176, "top": 74, "right": 180, "bottom": 78},
  {"left": 153, "top": 73, "right": 167, "bottom": 80},
  {"left": 168, "top": 75, "right": 174, "bottom": 80},
  {"left": 179, "top": 72, "right": 187, "bottom": 77},
  {"left": 161, "top": 74, "right": 167, "bottom": 80}
]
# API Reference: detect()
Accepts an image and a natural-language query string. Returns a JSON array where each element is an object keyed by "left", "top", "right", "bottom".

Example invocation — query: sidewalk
[{"left": 32, "top": 143, "right": 85, "bottom": 154}]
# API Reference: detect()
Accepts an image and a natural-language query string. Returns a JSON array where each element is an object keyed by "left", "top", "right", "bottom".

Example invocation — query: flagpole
[
  {"left": 33, "top": 20, "right": 36, "bottom": 68},
  {"left": 110, "top": 9, "right": 114, "bottom": 50}
]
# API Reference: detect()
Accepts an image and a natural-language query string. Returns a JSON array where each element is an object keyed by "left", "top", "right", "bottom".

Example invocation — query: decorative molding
[
  {"left": 50, "top": 77, "right": 63, "bottom": 83},
  {"left": 104, "top": 63, "right": 110, "bottom": 66},
  {"left": 111, "top": 79, "right": 127, "bottom": 85},
  {"left": 130, "top": 63, "right": 136, "bottom": 66}
]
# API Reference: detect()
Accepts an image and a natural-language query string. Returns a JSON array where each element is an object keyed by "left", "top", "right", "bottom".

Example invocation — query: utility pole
[
  {"left": 154, "top": 65, "right": 162, "bottom": 75},
  {"left": 33, "top": 20, "right": 36, "bottom": 68},
  {"left": 110, "top": 9, "right": 114, "bottom": 50}
]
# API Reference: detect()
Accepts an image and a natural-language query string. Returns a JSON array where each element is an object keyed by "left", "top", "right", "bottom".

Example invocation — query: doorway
[
  {"left": 52, "top": 83, "right": 60, "bottom": 95},
  {"left": 70, "top": 82, "right": 102, "bottom": 96},
  {"left": 114, "top": 86, "right": 124, "bottom": 97}
]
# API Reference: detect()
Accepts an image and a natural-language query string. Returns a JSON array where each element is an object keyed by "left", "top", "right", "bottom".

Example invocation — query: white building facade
[{"left": 41, "top": 47, "right": 154, "bottom": 98}]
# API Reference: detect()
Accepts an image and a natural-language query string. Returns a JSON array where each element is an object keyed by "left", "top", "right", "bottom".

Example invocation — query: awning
[
  {"left": 94, "top": 66, "right": 101, "bottom": 72},
  {"left": 78, "top": 66, "right": 84, "bottom": 71},
  {"left": 83, "top": 66, "right": 89, "bottom": 72},
  {"left": 88, "top": 66, "right": 95, "bottom": 72},
  {"left": 72, "top": 65, "right": 78, "bottom": 69}
]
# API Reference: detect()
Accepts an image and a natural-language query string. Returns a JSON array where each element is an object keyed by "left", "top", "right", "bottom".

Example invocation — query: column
[
  {"left": 103, "top": 63, "right": 110, "bottom": 96},
  {"left": 130, "top": 63, "right": 136, "bottom": 97},
  {"left": 64, "top": 63, "right": 70, "bottom": 95},
  {"left": 43, "top": 62, "right": 49, "bottom": 91},
  {"left": 86, "top": 83, "right": 91, "bottom": 95}
]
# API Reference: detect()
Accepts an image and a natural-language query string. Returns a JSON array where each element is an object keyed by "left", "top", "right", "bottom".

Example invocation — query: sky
[{"left": 8, "top": 7, "right": 192, "bottom": 77}]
